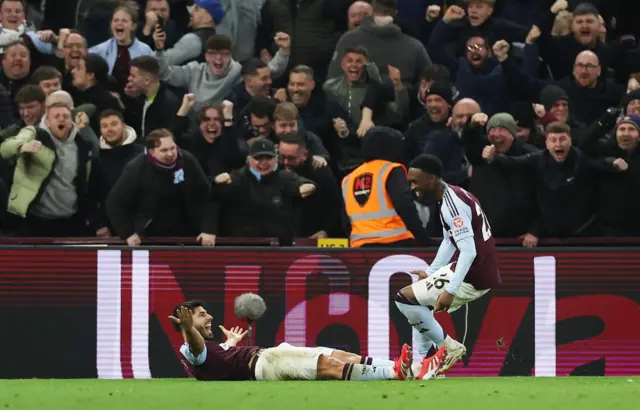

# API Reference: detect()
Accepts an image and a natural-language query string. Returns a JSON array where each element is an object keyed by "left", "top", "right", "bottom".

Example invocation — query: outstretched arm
[{"left": 170, "top": 306, "right": 205, "bottom": 358}]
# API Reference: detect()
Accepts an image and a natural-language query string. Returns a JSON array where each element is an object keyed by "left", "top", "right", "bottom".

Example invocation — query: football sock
[
  {"left": 395, "top": 301, "right": 445, "bottom": 345},
  {"left": 341, "top": 364, "right": 394, "bottom": 380},
  {"left": 360, "top": 356, "right": 395, "bottom": 367},
  {"left": 413, "top": 328, "right": 437, "bottom": 357}
]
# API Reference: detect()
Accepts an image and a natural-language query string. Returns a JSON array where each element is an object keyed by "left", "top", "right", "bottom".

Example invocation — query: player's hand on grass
[
  {"left": 435, "top": 291, "right": 454, "bottom": 313},
  {"left": 219, "top": 325, "right": 248, "bottom": 346},
  {"left": 169, "top": 306, "right": 194, "bottom": 330}
]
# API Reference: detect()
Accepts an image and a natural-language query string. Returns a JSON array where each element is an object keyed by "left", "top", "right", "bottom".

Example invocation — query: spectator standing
[{"left": 106, "top": 128, "right": 217, "bottom": 246}]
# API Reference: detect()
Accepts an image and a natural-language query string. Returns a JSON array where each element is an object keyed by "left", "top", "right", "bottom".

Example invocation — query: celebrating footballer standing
[{"left": 395, "top": 154, "right": 502, "bottom": 375}]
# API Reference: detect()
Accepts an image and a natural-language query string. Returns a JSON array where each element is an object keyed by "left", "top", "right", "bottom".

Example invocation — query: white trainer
[{"left": 439, "top": 335, "right": 466, "bottom": 373}]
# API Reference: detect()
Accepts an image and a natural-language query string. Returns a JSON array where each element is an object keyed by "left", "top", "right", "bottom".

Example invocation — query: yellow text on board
[{"left": 318, "top": 238, "right": 349, "bottom": 248}]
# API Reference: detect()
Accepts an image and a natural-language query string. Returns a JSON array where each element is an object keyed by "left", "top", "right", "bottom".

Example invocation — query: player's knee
[
  {"left": 395, "top": 288, "right": 415, "bottom": 305},
  {"left": 317, "top": 354, "right": 344, "bottom": 379}
]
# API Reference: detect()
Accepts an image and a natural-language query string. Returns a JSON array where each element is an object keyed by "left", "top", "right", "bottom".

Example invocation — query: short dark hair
[
  {"left": 410, "top": 154, "right": 443, "bottom": 178},
  {"left": 30, "top": 66, "right": 62, "bottom": 84},
  {"left": 249, "top": 95, "right": 276, "bottom": 120},
  {"left": 130, "top": 56, "right": 160, "bottom": 78},
  {"left": 205, "top": 35, "right": 232, "bottom": 52},
  {"left": 145, "top": 128, "right": 175, "bottom": 149},
  {"left": 99, "top": 109, "right": 124, "bottom": 122},
  {"left": 421, "top": 64, "right": 451, "bottom": 83},
  {"left": 196, "top": 102, "right": 223, "bottom": 123},
  {"left": 171, "top": 300, "right": 206, "bottom": 332},
  {"left": 242, "top": 58, "right": 268, "bottom": 77},
  {"left": 290, "top": 65, "right": 314, "bottom": 79},
  {"left": 0, "top": 0, "right": 26, "bottom": 8},
  {"left": 278, "top": 131, "right": 307, "bottom": 149},
  {"left": 372, "top": 0, "right": 396, "bottom": 17},
  {"left": 83, "top": 54, "right": 109, "bottom": 86},
  {"left": 573, "top": 2, "right": 599, "bottom": 18},
  {"left": 15, "top": 84, "right": 45, "bottom": 105},
  {"left": 545, "top": 121, "right": 571, "bottom": 136},
  {"left": 343, "top": 46, "right": 369, "bottom": 59}
]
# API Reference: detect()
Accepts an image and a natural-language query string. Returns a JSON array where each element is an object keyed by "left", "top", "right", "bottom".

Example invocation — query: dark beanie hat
[
  {"left": 624, "top": 90, "right": 640, "bottom": 114},
  {"left": 539, "top": 85, "right": 569, "bottom": 111},
  {"left": 425, "top": 81, "right": 453, "bottom": 106},
  {"left": 410, "top": 154, "right": 443, "bottom": 178},
  {"left": 616, "top": 114, "right": 640, "bottom": 133}
]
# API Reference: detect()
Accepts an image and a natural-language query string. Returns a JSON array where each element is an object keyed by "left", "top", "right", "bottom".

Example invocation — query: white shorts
[
  {"left": 254, "top": 342, "right": 335, "bottom": 381},
  {"left": 411, "top": 263, "right": 490, "bottom": 313}
]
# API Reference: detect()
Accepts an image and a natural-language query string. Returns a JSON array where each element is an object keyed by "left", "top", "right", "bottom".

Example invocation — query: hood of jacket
[
  {"left": 100, "top": 125, "right": 137, "bottom": 149},
  {"left": 359, "top": 16, "right": 403, "bottom": 39},
  {"left": 361, "top": 126, "right": 405, "bottom": 163}
]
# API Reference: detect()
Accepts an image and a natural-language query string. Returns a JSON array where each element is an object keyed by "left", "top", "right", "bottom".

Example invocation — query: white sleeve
[
  {"left": 446, "top": 236, "right": 476, "bottom": 294},
  {"left": 441, "top": 191, "right": 476, "bottom": 294},
  {"left": 425, "top": 228, "right": 456, "bottom": 275},
  {"left": 180, "top": 342, "right": 207, "bottom": 366}
]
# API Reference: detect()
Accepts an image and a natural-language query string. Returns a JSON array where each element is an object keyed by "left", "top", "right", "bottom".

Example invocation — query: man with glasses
[{"left": 493, "top": 40, "right": 624, "bottom": 128}]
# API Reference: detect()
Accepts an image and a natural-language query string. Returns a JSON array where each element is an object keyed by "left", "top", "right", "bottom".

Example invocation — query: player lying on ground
[
  {"left": 397, "top": 154, "right": 502, "bottom": 373},
  {"left": 169, "top": 300, "right": 447, "bottom": 381}
]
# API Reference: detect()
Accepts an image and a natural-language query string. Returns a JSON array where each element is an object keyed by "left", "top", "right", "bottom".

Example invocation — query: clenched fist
[
  {"left": 613, "top": 158, "right": 628, "bottom": 171},
  {"left": 75, "top": 111, "right": 89, "bottom": 129},
  {"left": 215, "top": 172, "right": 232, "bottom": 184},
  {"left": 443, "top": 5, "right": 465, "bottom": 23},
  {"left": 482, "top": 144, "right": 496, "bottom": 162},
  {"left": 471, "top": 112, "right": 489, "bottom": 127},
  {"left": 426, "top": 5, "right": 441, "bottom": 22},
  {"left": 312, "top": 155, "right": 328, "bottom": 169},
  {"left": 333, "top": 118, "right": 349, "bottom": 138},
  {"left": 20, "top": 140, "right": 42, "bottom": 154},
  {"left": 221, "top": 100, "right": 234, "bottom": 119},
  {"left": 274, "top": 32, "right": 291, "bottom": 54},
  {"left": 526, "top": 25, "right": 541, "bottom": 44},
  {"left": 388, "top": 65, "right": 402, "bottom": 87},
  {"left": 299, "top": 183, "right": 316, "bottom": 198},
  {"left": 492, "top": 40, "right": 510, "bottom": 62}
]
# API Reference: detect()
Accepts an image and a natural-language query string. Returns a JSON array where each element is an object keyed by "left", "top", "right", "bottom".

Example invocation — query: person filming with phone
[{"left": 150, "top": 0, "right": 224, "bottom": 65}]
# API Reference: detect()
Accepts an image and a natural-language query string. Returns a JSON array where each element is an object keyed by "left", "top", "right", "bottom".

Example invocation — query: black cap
[
  {"left": 425, "top": 81, "right": 453, "bottom": 106},
  {"left": 249, "top": 138, "right": 276, "bottom": 158},
  {"left": 410, "top": 154, "right": 443, "bottom": 178}
]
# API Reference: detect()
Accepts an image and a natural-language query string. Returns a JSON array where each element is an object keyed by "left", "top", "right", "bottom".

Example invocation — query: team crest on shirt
[
  {"left": 353, "top": 173, "right": 373, "bottom": 206},
  {"left": 453, "top": 217, "right": 464, "bottom": 228}
]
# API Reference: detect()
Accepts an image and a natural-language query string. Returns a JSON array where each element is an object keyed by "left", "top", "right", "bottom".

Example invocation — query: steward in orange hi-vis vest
[
  {"left": 343, "top": 160, "right": 414, "bottom": 247},
  {"left": 341, "top": 127, "right": 432, "bottom": 248}
]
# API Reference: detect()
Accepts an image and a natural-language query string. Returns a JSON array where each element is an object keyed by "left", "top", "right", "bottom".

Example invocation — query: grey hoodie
[
  {"left": 29, "top": 124, "right": 79, "bottom": 219},
  {"left": 327, "top": 16, "right": 431, "bottom": 84},
  {"left": 155, "top": 48, "right": 289, "bottom": 111}
]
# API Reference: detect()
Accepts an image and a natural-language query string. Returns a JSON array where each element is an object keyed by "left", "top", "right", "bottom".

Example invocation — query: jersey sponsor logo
[
  {"left": 353, "top": 173, "right": 373, "bottom": 206},
  {"left": 453, "top": 217, "right": 464, "bottom": 228}
]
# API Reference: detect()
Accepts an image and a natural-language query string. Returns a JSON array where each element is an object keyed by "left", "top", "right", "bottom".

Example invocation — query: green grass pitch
[{"left": 1, "top": 378, "right": 638, "bottom": 410}]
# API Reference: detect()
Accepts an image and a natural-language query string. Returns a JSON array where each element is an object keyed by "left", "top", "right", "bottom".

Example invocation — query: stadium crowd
[{"left": 0, "top": 0, "right": 638, "bottom": 247}]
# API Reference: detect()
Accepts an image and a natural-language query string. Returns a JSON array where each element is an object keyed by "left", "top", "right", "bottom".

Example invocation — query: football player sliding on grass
[{"left": 170, "top": 300, "right": 447, "bottom": 381}]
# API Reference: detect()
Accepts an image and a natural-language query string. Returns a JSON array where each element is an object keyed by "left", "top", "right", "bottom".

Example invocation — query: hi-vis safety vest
[{"left": 342, "top": 160, "right": 414, "bottom": 247}]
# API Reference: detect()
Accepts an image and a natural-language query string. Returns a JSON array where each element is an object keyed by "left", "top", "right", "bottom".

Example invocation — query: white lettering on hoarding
[
  {"left": 96, "top": 251, "right": 558, "bottom": 378},
  {"left": 367, "top": 255, "right": 429, "bottom": 362},
  {"left": 534, "top": 256, "right": 557, "bottom": 377}
]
